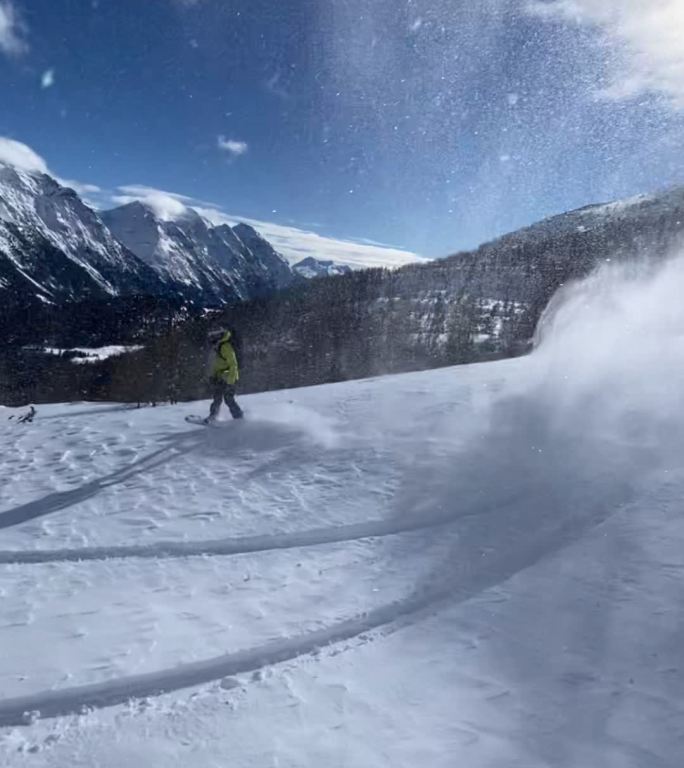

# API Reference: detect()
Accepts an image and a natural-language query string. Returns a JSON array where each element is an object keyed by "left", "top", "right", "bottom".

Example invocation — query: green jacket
[{"left": 211, "top": 332, "right": 239, "bottom": 386}]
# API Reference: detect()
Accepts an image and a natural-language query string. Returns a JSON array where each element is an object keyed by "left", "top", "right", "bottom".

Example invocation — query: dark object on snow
[{"left": 17, "top": 406, "right": 37, "bottom": 424}]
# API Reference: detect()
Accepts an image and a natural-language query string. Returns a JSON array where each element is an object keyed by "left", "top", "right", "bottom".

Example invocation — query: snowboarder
[{"left": 205, "top": 329, "right": 244, "bottom": 422}]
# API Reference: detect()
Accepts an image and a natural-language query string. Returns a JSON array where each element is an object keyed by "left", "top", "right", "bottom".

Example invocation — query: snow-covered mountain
[
  {"left": 293, "top": 256, "right": 352, "bottom": 279},
  {"left": 102, "top": 203, "right": 297, "bottom": 304},
  {"left": 0, "top": 163, "right": 300, "bottom": 311},
  {"left": 0, "top": 164, "right": 165, "bottom": 306}
]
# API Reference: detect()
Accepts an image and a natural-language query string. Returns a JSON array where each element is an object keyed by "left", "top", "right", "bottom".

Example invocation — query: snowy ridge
[
  {"left": 102, "top": 203, "right": 296, "bottom": 303},
  {"left": 0, "top": 162, "right": 298, "bottom": 310},
  {"left": 293, "top": 256, "right": 352, "bottom": 279},
  {"left": 0, "top": 164, "right": 161, "bottom": 302},
  {"left": 491, "top": 186, "right": 684, "bottom": 247}
]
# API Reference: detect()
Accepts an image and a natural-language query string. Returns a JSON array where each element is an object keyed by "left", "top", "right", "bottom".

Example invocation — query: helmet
[{"left": 209, "top": 328, "right": 232, "bottom": 344}]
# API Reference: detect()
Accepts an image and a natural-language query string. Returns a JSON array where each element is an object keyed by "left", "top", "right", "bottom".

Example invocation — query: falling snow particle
[{"left": 41, "top": 69, "right": 55, "bottom": 89}]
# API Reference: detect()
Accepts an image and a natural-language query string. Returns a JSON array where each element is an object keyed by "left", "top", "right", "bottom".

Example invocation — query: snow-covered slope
[
  {"left": 102, "top": 203, "right": 297, "bottom": 303},
  {"left": 293, "top": 256, "right": 352, "bottom": 279},
  {"left": 0, "top": 164, "right": 164, "bottom": 305},
  {"left": 2, "top": 251, "right": 684, "bottom": 766}
]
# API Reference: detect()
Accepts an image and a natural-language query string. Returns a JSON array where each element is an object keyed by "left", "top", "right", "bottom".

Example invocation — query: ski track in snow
[
  {"left": 0, "top": 512, "right": 456, "bottom": 564},
  {"left": 0, "top": 488, "right": 619, "bottom": 727},
  {"left": 0, "top": 345, "right": 676, "bottom": 755},
  {"left": 5, "top": 262, "right": 684, "bottom": 765},
  {"left": 0, "top": 365, "right": 550, "bottom": 727}
]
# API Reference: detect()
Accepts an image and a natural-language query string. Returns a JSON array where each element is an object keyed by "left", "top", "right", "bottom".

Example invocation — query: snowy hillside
[
  {"left": 102, "top": 203, "right": 296, "bottom": 303},
  {"left": 0, "top": 164, "right": 164, "bottom": 305},
  {"left": 497, "top": 188, "right": 684, "bottom": 248},
  {"left": 293, "top": 256, "right": 352, "bottom": 279},
  {"left": 2, "top": 252, "right": 684, "bottom": 766}
]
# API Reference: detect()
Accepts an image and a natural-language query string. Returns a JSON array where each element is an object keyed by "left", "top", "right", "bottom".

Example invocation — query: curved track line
[
  {"left": 0, "top": 587, "right": 443, "bottom": 727},
  {"left": 0, "top": 495, "right": 624, "bottom": 728},
  {"left": 0, "top": 512, "right": 456, "bottom": 565}
]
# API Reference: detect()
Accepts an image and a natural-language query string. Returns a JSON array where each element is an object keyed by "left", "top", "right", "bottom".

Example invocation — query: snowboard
[
  {"left": 185, "top": 415, "right": 213, "bottom": 426},
  {"left": 185, "top": 415, "right": 243, "bottom": 426}
]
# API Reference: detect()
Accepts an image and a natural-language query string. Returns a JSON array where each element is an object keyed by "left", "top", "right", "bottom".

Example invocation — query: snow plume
[
  {"left": 497, "top": 249, "right": 684, "bottom": 495},
  {"left": 401, "top": 251, "right": 684, "bottom": 609},
  {"left": 531, "top": 252, "right": 684, "bottom": 449},
  {"left": 527, "top": 0, "right": 684, "bottom": 108},
  {"left": 246, "top": 403, "right": 341, "bottom": 450}
]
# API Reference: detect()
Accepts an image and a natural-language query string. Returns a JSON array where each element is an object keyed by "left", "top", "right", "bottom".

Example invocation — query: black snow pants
[{"left": 209, "top": 378, "right": 244, "bottom": 420}]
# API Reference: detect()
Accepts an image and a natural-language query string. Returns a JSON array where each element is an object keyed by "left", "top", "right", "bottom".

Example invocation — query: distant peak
[
  {"left": 107, "top": 193, "right": 190, "bottom": 222},
  {"left": 297, "top": 256, "right": 333, "bottom": 267},
  {"left": 106, "top": 200, "right": 155, "bottom": 218},
  {"left": 233, "top": 222, "right": 260, "bottom": 239}
]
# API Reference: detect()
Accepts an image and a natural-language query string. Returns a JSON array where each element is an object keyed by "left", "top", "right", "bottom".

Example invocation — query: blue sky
[{"left": 0, "top": 0, "right": 683, "bottom": 263}]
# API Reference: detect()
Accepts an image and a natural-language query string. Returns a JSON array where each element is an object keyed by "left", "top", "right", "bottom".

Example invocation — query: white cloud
[
  {"left": 62, "top": 179, "right": 101, "bottom": 196},
  {"left": 0, "top": 136, "right": 102, "bottom": 200},
  {"left": 217, "top": 136, "right": 249, "bottom": 157},
  {"left": 196, "top": 206, "right": 425, "bottom": 270},
  {"left": 0, "top": 1, "right": 26, "bottom": 57},
  {"left": 112, "top": 184, "right": 192, "bottom": 220},
  {"left": 527, "top": 0, "right": 684, "bottom": 108},
  {"left": 253, "top": 220, "right": 425, "bottom": 270},
  {"left": 0, "top": 136, "right": 48, "bottom": 173}
]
